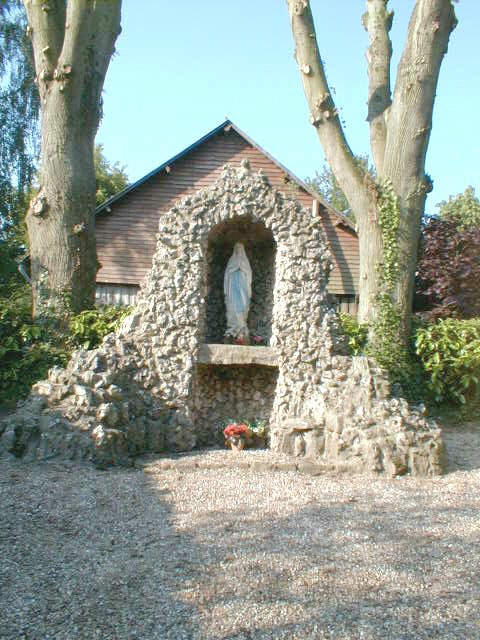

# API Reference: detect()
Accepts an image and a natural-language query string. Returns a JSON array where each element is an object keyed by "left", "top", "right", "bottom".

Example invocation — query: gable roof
[{"left": 96, "top": 119, "right": 354, "bottom": 230}]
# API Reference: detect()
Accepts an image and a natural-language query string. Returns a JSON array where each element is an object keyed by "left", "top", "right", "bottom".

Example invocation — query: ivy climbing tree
[
  {"left": 287, "top": 0, "right": 457, "bottom": 371},
  {"left": 22, "top": 0, "right": 122, "bottom": 316}
]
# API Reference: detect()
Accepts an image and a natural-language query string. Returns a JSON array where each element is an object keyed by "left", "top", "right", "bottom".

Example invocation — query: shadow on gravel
[
  {"left": 0, "top": 462, "right": 201, "bottom": 640},
  {"left": 2, "top": 419, "right": 480, "bottom": 640}
]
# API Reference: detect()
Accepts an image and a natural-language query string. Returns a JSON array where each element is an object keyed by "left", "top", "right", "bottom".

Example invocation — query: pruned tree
[
  {"left": 287, "top": 0, "right": 457, "bottom": 369},
  {"left": 22, "top": 0, "right": 122, "bottom": 315}
]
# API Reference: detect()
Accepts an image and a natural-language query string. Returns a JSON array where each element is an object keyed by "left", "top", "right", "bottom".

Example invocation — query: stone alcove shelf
[{"left": 197, "top": 344, "right": 278, "bottom": 367}]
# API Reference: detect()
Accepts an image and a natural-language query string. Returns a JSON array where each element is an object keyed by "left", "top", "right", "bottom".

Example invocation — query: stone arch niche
[
  {"left": 205, "top": 216, "right": 276, "bottom": 344},
  {"left": 198, "top": 214, "right": 278, "bottom": 445},
  {"left": 136, "top": 160, "right": 337, "bottom": 447}
]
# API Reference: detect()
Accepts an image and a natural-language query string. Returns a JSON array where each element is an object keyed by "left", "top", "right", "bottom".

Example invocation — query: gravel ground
[{"left": 1, "top": 423, "right": 479, "bottom": 640}]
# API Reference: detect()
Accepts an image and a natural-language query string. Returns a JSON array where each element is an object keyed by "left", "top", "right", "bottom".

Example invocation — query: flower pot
[{"left": 227, "top": 435, "right": 246, "bottom": 452}]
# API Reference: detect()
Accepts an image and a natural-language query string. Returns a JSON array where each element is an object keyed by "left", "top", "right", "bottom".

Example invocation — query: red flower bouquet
[
  {"left": 223, "top": 423, "right": 251, "bottom": 439},
  {"left": 223, "top": 422, "right": 253, "bottom": 451}
]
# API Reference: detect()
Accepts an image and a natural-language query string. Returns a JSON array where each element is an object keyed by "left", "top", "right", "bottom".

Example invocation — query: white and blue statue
[{"left": 224, "top": 242, "right": 252, "bottom": 342}]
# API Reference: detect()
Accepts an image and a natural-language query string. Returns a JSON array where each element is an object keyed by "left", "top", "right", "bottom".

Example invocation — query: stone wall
[
  {"left": 270, "top": 356, "right": 446, "bottom": 477},
  {"left": 0, "top": 162, "right": 447, "bottom": 476}
]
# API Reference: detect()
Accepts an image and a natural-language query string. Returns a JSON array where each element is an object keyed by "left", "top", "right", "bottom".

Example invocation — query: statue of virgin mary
[{"left": 224, "top": 242, "right": 252, "bottom": 340}]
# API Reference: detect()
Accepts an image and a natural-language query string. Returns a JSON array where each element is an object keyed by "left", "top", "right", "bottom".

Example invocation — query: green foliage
[
  {"left": 338, "top": 308, "right": 480, "bottom": 407},
  {"left": 0, "top": 283, "right": 132, "bottom": 406},
  {"left": 415, "top": 318, "right": 480, "bottom": 405},
  {"left": 0, "top": 2, "right": 39, "bottom": 293},
  {"left": 245, "top": 418, "right": 268, "bottom": 438},
  {"left": 69, "top": 305, "right": 132, "bottom": 350},
  {"left": 94, "top": 143, "right": 129, "bottom": 206},
  {"left": 437, "top": 186, "right": 480, "bottom": 231},
  {"left": 338, "top": 312, "right": 368, "bottom": 355},
  {"left": 0, "top": 229, "right": 24, "bottom": 294},
  {"left": 0, "top": 1, "right": 39, "bottom": 232},
  {"left": 367, "top": 180, "right": 411, "bottom": 383},
  {"left": 305, "top": 155, "right": 373, "bottom": 221},
  {"left": 0, "top": 285, "right": 68, "bottom": 406}
]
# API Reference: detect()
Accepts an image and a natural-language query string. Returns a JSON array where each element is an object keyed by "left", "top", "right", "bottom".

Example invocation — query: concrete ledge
[{"left": 197, "top": 343, "right": 278, "bottom": 367}]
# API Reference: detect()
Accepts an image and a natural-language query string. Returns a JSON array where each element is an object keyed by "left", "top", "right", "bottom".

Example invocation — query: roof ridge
[{"left": 96, "top": 119, "right": 354, "bottom": 231}]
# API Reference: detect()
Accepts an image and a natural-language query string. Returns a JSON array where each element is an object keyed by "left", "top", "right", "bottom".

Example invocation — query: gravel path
[{"left": 1, "top": 423, "right": 479, "bottom": 640}]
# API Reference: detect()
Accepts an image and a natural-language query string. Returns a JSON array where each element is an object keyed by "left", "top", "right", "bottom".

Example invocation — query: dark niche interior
[
  {"left": 193, "top": 364, "right": 279, "bottom": 446},
  {"left": 204, "top": 216, "right": 276, "bottom": 344}
]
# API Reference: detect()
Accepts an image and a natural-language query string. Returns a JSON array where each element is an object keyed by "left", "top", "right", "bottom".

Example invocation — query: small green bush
[
  {"left": 0, "top": 285, "right": 132, "bottom": 406},
  {"left": 415, "top": 318, "right": 480, "bottom": 404},
  {"left": 68, "top": 305, "right": 132, "bottom": 350},
  {"left": 338, "top": 312, "right": 368, "bottom": 355},
  {"left": 0, "top": 285, "right": 69, "bottom": 406}
]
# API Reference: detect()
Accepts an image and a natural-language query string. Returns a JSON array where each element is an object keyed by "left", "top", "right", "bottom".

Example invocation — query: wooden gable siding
[{"left": 95, "top": 129, "right": 359, "bottom": 295}]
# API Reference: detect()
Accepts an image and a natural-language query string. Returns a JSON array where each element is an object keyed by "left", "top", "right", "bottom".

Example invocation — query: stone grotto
[{"left": 0, "top": 161, "right": 446, "bottom": 475}]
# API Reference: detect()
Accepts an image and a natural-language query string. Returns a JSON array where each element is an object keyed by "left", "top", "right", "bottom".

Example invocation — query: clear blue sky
[{"left": 97, "top": 0, "right": 479, "bottom": 213}]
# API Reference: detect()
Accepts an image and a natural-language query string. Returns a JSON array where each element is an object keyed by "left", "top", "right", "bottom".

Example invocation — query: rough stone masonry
[{"left": 0, "top": 162, "right": 446, "bottom": 475}]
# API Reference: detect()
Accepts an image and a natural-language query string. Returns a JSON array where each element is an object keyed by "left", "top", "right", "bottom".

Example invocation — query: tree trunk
[
  {"left": 26, "top": 107, "right": 97, "bottom": 313},
  {"left": 357, "top": 214, "right": 383, "bottom": 324},
  {"left": 23, "top": 0, "right": 122, "bottom": 316},
  {"left": 287, "top": 0, "right": 457, "bottom": 352}
]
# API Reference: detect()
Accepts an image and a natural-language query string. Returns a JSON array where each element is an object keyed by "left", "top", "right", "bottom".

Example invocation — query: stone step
[{"left": 135, "top": 448, "right": 335, "bottom": 476}]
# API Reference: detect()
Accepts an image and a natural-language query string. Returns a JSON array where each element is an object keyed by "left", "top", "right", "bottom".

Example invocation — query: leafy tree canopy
[
  {"left": 305, "top": 155, "right": 373, "bottom": 222},
  {"left": 0, "top": 0, "right": 39, "bottom": 291},
  {"left": 94, "top": 144, "right": 129, "bottom": 206},
  {"left": 0, "top": 143, "right": 128, "bottom": 292},
  {"left": 0, "top": 0, "right": 39, "bottom": 227},
  {"left": 436, "top": 186, "right": 480, "bottom": 230}
]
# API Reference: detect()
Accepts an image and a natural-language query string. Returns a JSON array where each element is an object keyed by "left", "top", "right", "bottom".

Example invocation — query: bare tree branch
[
  {"left": 91, "top": 0, "right": 122, "bottom": 82},
  {"left": 363, "top": 0, "right": 393, "bottom": 176},
  {"left": 22, "top": 0, "right": 66, "bottom": 83},
  {"left": 286, "top": 0, "right": 373, "bottom": 223},
  {"left": 384, "top": 0, "right": 457, "bottom": 198},
  {"left": 88, "top": 0, "right": 122, "bottom": 127},
  {"left": 55, "top": 0, "right": 94, "bottom": 107}
]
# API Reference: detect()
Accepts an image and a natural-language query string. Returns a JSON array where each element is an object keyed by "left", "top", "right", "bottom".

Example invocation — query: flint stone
[{"left": 96, "top": 403, "right": 120, "bottom": 427}]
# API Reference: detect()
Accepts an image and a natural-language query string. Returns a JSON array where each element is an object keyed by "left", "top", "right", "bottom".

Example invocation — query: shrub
[
  {"left": 338, "top": 312, "right": 368, "bottom": 355},
  {"left": 68, "top": 305, "right": 132, "bottom": 350},
  {"left": 415, "top": 318, "right": 480, "bottom": 405},
  {"left": 0, "top": 285, "right": 132, "bottom": 406},
  {"left": 0, "top": 285, "right": 69, "bottom": 406},
  {"left": 416, "top": 218, "right": 480, "bottom": 320}
]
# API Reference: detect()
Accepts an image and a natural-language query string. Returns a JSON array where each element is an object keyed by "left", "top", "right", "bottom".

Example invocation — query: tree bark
[
  {"left": 23, "top": 0, "right": 122, "bottom": 315},
  {"left": 363, "top": 0, "right": 392, "bottom": 177},
  {"left": 287, "top": 0, "right": 457, "bottom": 345},
  {"left": 383, "top": 0, "right": 457, "bottom": 338}
]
